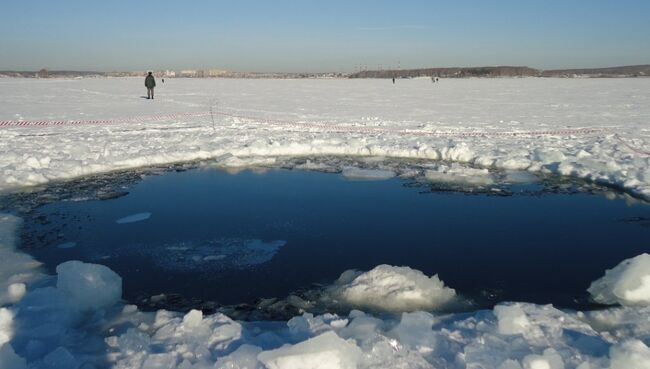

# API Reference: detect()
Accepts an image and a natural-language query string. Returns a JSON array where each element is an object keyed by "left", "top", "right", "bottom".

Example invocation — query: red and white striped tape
[
  {"left": 0, "top": 112, "right": 211, "bottom": 127},
  {"left": 0, "top": 110, "right": 607, "bottom": 137},
  {"left": 1, "top": 109, "right": 647, "bottom": 155}
]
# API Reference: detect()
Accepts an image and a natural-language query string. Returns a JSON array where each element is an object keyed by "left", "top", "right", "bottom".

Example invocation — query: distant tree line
[{"left": 349, "top": 65, "right": 650, "bottom": 79}]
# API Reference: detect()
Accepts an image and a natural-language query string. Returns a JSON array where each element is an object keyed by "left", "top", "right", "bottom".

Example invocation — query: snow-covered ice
[
  {"left": 0, "top": 78, "right": 649, "bottom": 199},
  {"left": 0, "top": 77, "right": 649, "bottom": 368}
]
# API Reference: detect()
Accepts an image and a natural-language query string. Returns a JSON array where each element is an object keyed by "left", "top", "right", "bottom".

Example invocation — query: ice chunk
[
  {"left": 425, "top": 164, "right": 493, "bottom": 185},
  {"left": 215, "top": 344, "right": 263, "bottom": 369},
  {"left": 42, "top": 347, "right": 77, "bottom": 369},
  {"left": 390, "top": 311, "right": 437, "bottom": 350},
  {"left": 116, "top": 212, "right": 151, "bottom": 224},
  {"left": 182, "top": 309, "right": 203, "bottom": 328},
  {"left": 588, "top": 253, "right": 650, "bottom": 306},
  {"left": 522, "top": 349, "right": 564, "bottom": 369},
  {"left": 500, "top": 360, "right": 524, "bottom": 369},
  {"left": 142, "top": 353, "right": 178, "bottom": 369},
  {"left": 258, "top": 331, "right": 362, "bottom": 369},
  {"left": 0, "top": 343, "right": 27, "bottom": 369},
  {"left": 7, "top": 283, "right": 26, "bottom": 303},
  {"left": 116, "top": 328, "right": 151, "bottom": 356},
  {"left": 504, "top": 171, "right": 539, "bottom": 184},
  {"left": 533, "top": 149, "right": 566, "bottom": 164},
  {"left": 495, "top": 305, "right": 531, "bottom": 335},
  {"left": 56, "top": 260, "right": 122, "bottom": 311},
  {"left": 341, "top": 167, "right": 395, "bottom": 180},
  {"left": 609, "top": 340, "right": 650, "bottom": 369},
  {"left": 0, "top": 308, "right": 14, "bottom": 346},
  {"left": 330, "top": 265, "right": 456, "bottom": 312},
  {"left": 56, "top": 242, "right": 77, "bottom": 249}
]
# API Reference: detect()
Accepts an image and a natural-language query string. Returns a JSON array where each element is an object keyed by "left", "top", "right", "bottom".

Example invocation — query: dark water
[{"left": 9, "top": 165, "right": 650, "bottom": 313}]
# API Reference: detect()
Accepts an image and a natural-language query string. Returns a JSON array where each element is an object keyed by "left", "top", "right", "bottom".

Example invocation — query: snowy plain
[{"left": 0, "top": 77, "right": 649, "bottom": 368}]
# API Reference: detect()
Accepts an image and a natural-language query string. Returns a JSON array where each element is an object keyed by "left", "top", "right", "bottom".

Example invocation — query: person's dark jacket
[{"left": 145, "top": 75, "right": 156, "bottom": 88}]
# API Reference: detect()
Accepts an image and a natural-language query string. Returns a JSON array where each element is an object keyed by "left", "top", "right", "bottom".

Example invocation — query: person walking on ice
[{"left": 145, "top": 71, "right": 156, "bottom": 99}]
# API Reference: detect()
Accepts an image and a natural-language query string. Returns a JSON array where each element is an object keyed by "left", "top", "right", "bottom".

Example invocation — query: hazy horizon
[{"left": 2, "top": 0, "right": 650, "bottom": 73}]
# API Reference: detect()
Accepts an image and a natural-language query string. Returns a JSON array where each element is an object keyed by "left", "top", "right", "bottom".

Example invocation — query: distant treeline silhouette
[{"left": 349, "top": 65, "right": 650, "bottom": 78}]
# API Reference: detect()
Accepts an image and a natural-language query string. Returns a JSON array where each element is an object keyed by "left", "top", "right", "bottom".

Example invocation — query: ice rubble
[
  {"left": 588, "top": 253, "right": 650, "bottom": 306},
  {"left": 328, "top": 265, "right": 456, "bottom": 312},
  {"left": 0, "top": 254, "right": 648, "bottom": 368}
]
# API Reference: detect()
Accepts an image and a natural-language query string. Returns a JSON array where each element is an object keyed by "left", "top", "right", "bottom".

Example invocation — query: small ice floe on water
[
  {"left": 326, "top": 264, "right": 456, "bottom": 312},
  {"left": 115, "top": 212, "right": 151, "bottom": 224},
  {"left": 504, "top": 170, "right": 539, "bottom": 184},
  {"left": 424, "top": 164, "right": 494, "bottom": 185},
  {"left": 341, "top": 167, "right": 395, "bottom": 181},
  {"left": 133, "top": 238, "right": 287, "bottom": 271},
  {"left": 56, "top": 242, "right": 76, "bottom": 249},
  {"left": 588, "top": 253, "right": 650, "bottom": 306}
]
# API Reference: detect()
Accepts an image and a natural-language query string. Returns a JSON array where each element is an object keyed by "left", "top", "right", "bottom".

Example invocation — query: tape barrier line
[
  {"left": 0, "top": 112, "right": 211, "bottom": 127},
  {"left": 614, "top": 134, "right": 650, "bottom": 156},
  {"left": 0, "top": 110, "right": 607, "bottom": 137},
  {"left": 2, "top": 109, "right": 646, "bottom": 155}
]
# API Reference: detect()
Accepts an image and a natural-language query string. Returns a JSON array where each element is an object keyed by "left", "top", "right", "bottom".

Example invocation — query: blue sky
[{"left": 1, "top": 0, "right": 649, "bottom": 72}]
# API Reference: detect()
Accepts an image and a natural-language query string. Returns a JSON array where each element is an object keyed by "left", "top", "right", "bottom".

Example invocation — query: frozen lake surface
[
  {"left": 8, "top": 161, "right": 649, "bottom": 314},
  {"left": 1, "top": 78, "right": 649, "bottom": 368}
]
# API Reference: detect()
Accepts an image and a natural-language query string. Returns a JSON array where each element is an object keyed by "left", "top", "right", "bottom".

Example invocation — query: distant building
[
  {"left": 38, "top": 68, "right": 49, "bottom": 78},
  {"left": 180, "top": 70, "right": 197, "bottom": 78},
  {"left": 208, "top": 69, "right": 227, "bottom": 77}
]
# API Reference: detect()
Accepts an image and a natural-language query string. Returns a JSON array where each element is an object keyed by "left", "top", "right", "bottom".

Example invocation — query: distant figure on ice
[
  {"left": 162, "top": 78, "right": 165, "bottom": 84},
  {"left": 145, "top": 72, "right": 156, "bottom": 99},
  {"left": 392, "top": 77, "right": 395, "bottom": 84}
]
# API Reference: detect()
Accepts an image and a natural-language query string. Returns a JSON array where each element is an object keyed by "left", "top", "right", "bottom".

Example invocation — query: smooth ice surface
[
  {"left": 588, "top": 253, "right": 650, "bottom": 306},
  {"left": 330, "top": 265, "right": 456, "bottom": 312}
]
